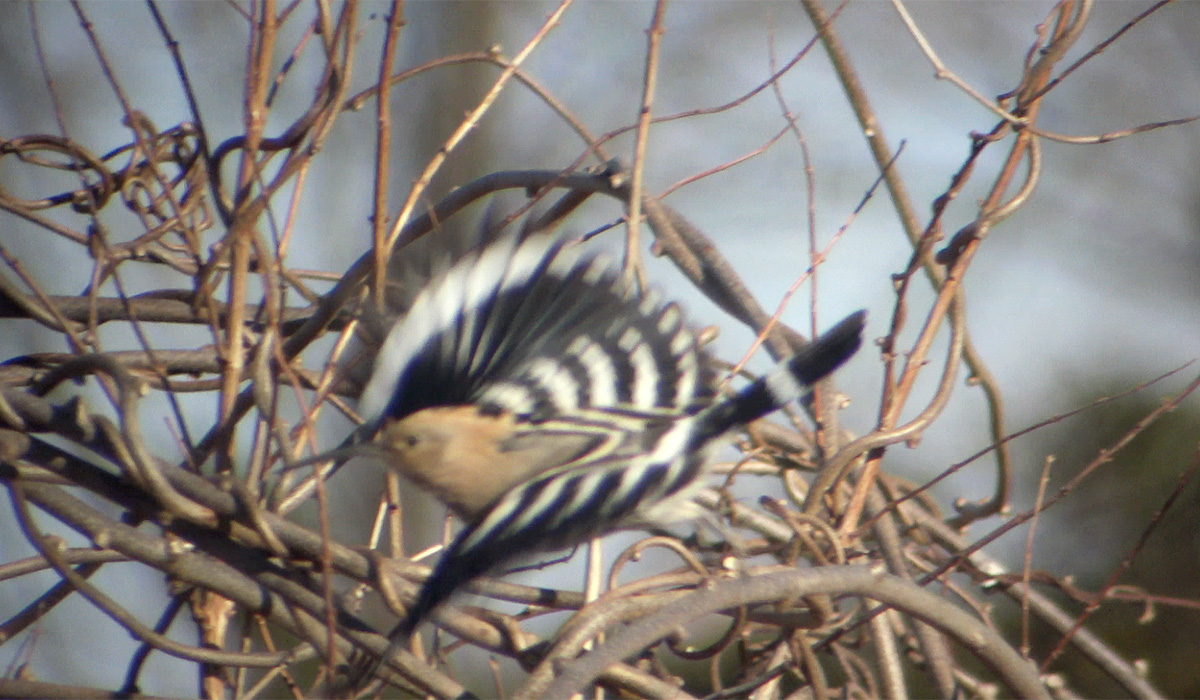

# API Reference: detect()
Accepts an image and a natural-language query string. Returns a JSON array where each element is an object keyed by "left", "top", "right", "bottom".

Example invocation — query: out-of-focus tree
[{"left": 1, "top": 2, "right": 1198, "bottom": 698}]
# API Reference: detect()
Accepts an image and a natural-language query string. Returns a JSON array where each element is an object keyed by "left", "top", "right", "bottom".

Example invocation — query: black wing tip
[
  {"left": 394, "top": 610, "right": 422, "bottom": 640},
  {"left": 394, "top": 520, "right": 501, "bottom": 638},
  {"left": 395, "top": 567, "right": 451, "bottom": 639},
  {"left": 791, "top": 309, "right": 867, "bottom": 386}
]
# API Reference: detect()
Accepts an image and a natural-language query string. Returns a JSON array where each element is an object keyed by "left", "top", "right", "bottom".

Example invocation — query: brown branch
[{"left": 533, "top": 567, "right": 1049, "bottom": 700}]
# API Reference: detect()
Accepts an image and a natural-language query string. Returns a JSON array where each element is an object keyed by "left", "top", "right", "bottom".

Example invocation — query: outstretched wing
[
  {"left": 394, "top": 407, "right": 710, "bottom": 638},
  {"left": 358, "top": 215, "right": 713, "bottom": 426}
]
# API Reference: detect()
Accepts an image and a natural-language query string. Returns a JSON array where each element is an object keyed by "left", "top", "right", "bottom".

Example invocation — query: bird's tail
[{"left": 695, "top": 310, "right": 866, "bottom": 440}]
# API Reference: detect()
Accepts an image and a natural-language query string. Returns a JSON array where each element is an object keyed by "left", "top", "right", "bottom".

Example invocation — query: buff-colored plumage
[{"left": 375, "top": 405, "right": 599, "bottom": 520}]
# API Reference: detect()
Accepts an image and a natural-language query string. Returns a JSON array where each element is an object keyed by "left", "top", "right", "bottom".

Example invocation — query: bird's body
[
  {"left": 351, "top": 208, "right": 864, "bottom": 685},
  {"left": 374, "top": 404, "right": 685, "bottom": 522}
]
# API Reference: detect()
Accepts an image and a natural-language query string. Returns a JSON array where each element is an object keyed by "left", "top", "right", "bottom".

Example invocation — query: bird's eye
[{"left": 403, "top": 434, "right": 419, "bottom": 448}]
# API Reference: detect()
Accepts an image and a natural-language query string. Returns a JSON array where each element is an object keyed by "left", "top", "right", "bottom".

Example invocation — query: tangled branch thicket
[{"left": 1, "top": 2, "right": 1197, "bottom": 699}]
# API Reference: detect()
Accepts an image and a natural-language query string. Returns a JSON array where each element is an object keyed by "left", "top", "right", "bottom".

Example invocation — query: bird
[{"left": 350, "top": 207, "right": 866, "bottom": 684}]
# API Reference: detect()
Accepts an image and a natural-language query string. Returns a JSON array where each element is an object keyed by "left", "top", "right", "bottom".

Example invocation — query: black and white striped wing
[
  {"left": 393, "top": 407, "right": 714, "bottom": 637},
  {"left": 358, "top": 220, "right": 713, "bottom": 426}
]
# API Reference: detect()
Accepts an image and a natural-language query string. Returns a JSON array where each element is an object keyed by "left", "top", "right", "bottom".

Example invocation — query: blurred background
[{"left": 1, "top": 2, "right": 1198, "bottom": 697}]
